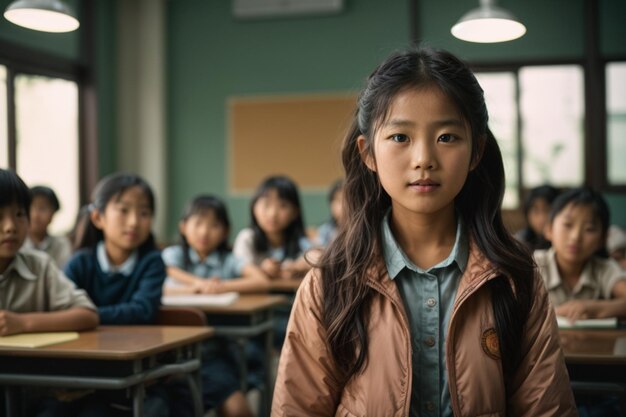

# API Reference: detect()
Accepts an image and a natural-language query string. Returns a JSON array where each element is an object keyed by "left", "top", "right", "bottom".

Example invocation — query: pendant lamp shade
[
  {"left": 451, "top": 0, "right": 525, "bottom": 43},
  {"left": 4, "top": 0, "right": 79, "bottom": 33}
]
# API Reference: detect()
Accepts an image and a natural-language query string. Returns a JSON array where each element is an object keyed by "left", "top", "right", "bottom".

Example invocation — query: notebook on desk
[
  {"left": 557, "top": 316, "right": 618, "bottom": 329},
  {"left": 162, "top": 292, "right": 239, "bottom": 307},
  {"left": 0, "top": 332, "right": 79, "bottom": 348}
]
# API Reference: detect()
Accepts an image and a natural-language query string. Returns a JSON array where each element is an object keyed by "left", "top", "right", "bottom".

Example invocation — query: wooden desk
[
  {"left": 268, "top": 278, "right": 303, "bottom": 294},
  {"left": 560, "top": 329, "right": 626, "bottom": 366},
  {"left": 559, "top": 329, "right": 626, "bottom": 413},
  {"left": 181, "top": 294, "right": 287, "bottom": 417},
  {"left": 0, "top": 326, "right": 213, "bottom": 417}
]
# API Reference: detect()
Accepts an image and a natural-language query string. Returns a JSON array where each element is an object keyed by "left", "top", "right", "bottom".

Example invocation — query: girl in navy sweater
[
  {"left": 67, "top": 172, "right": 165, "bottom": 325},
  {"left": 50, "top": 172, "right": 169, "bottom": 417}
]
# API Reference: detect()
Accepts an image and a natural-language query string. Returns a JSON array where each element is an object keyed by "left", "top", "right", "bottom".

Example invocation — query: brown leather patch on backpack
[{"left": 481, "top": 327, "right": 500, "bottom": 360}]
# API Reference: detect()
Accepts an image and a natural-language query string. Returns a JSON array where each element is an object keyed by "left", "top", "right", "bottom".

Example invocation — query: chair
[
  {"left": 570, "top": 381, "right": 626, "bottom": 416},
  {"left": 156, "top": 306, "right": 207, "bottom": 326}
]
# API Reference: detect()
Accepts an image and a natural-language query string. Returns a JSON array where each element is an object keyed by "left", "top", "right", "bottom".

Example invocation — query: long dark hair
[
  {"left": 321, "top": 47, "right": 535, "bottom": 381},
  {"left": 250, "top": 175, "right": 306, "bottom": 260},
  {"left": 178, "top": 195, "right": 231, "bottom": 269},
  {"left": 73, "top": 172, "right": 157, "bottom": 253},
  {"left": 548, "top": 187, "right": 610, "bottom": 258}
]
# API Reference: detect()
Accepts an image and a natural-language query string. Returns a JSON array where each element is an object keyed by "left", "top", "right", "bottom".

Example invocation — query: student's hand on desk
[
  {"left": 260, "top": 258, "right": 281, "bottom": 279},
  {"left": 0, "top": 310, "right": 25, "bottom": 336},
  {"left": 279, "top": 260, "right": 299, "bottom": 280},
  {"left": 556, "top": 300, "right": 601, "bottom": 322},
  {"left": 199, "top": 277, "right": 223, "bottom": 294}
]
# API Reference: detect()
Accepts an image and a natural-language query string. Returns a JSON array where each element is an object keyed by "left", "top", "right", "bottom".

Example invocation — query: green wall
[
  {"left": 166, "top": 0, "right": 626, "bottom": 240},
  {"left": 94, "top": 0, "right": 116, "bottom": 176},
  {"left": 1, "top": 0, "right": 624, "bottom": 237},
  {"left": 166, "top": 0, "right": 410, "bottom": 241}
]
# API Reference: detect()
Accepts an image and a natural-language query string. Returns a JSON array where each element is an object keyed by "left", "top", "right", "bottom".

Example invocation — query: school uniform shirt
[
  {"left": 382, "top": 213, "right": 467, "bottom": 417},
  {"left": 22, "top": 234, "right": 72, "bottom": 269},
  {"left": 64, "top": 241, "right": 166, "bottom": 324},
  {"left": 0, "top": 248, "right": 95, "bottom": 312},
  {"left": 534, "top": 247, "right": 626, "bottom": 306},
  {"left": 232, "top": 227, "right": 312, "bottom": 266},
  {"left": 161, "top": 245, "right": 245, "bottom": 288},
  {"left": 315, "top": 221, "right": 337, "bottom": 247}
]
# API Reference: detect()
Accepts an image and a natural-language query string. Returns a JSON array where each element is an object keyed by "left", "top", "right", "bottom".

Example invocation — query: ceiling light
[
  {"left": 4, "top": 0, "right": 79, "bottom": 33},
  {"left": 451, "top": 0, "right": 526, "bottom": 43}
]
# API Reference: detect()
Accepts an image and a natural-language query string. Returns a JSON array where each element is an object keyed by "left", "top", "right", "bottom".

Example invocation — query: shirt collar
[
  {"left": 97, "top": 241, "right": 138, "bottom": 275},
  {"left": 382, "top": 210, "right": 468, "bottom": 279},
  {"left": 188, "top": 248, "right": 220, "bottom": 267},
  {"left": 544, "top": 247, "right": 598, "bottom": 292},
  {"left": 27, "top": 235, "right": 51, "bottom": 251},
  {"left": 0, "top": 251, "right": 38, "bottom": 282}
]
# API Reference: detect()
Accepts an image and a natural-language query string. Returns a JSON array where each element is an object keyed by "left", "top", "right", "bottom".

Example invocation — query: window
[
  {"left": 0, "top": 66, "right": 7, "bottom": 167},
  {"left": 1, "top": 69, "right": 80, "bottom": 235},
  {"left": 474, "top": 72, "right": 519, "bottom": 208},
  {"left": 14, "top": 74, "right": 79, "bottom": 233},
  {"left": 606, "top": 62, "right": 626, "bottom": 185},
  {"left": 476, "top": 65, "right": 584, "bottom": 208}
]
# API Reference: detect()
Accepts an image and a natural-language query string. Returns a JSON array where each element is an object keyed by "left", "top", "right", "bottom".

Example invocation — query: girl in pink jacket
[{"left": 272, "top": 47, "right": 578, "bottom": 416}]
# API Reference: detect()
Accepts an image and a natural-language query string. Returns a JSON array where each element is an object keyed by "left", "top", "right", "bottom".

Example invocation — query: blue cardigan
[{"left": 65, "top": 247, "right": 165, "bottom": 324}]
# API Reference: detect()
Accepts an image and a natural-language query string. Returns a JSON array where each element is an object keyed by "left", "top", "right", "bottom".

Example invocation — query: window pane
[
  {"left": 15, "top": 74, "right": 79, "bottom": 234},
  {"left": 0, "top": 66, "right": 7, "bottom": 168},
  {"left": 475, "top": 72, "right": 518, "bottom": 208},
  {"left": 607, "top": 62, "right": 626, "bottom": 184},
  {"left": 520, "top": 66, "right": 584, "bottom": 188}
]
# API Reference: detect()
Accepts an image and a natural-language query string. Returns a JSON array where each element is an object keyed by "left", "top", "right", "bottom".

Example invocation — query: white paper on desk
[
  {"left": 556, "top": 316, "right": 618, "bottom": 329},
  {"left": 162, "top": 292, "right": 239, "bottom": 306}
]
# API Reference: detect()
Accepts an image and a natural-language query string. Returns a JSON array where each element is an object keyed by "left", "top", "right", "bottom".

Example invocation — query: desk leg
[
  {"left": 190, "top": 342, "right": 204, "bottom": 417},
  {"left": 263, "top": 318, "right": 274, "bottom": 417},
  {"left": 132, "top": 359, "right": 145, "bottom": 417},
  {"left": 132, "top": 383, "right": 145, "bottom": 417},
  {"left": 4, "top": 386, "right": 19, "bottom": 417},
  {"left": 235, "top": 338, "right": 248, "bottom": 393}
]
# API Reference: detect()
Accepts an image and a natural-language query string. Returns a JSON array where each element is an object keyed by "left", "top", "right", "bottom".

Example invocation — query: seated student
[
  {"left": 163, "top": 195, "right": 268, "bottom": 296},
  {"left": 54, "top": 173, "right": 170, "bottom": 417},
  {"left": 607, "top": 225, "right": 626, "bottom": 270},
  {"left": 315, "top": 179, "right": 344, "bottom": 247},
  {"left": 515, "top": 184, "right": 560, "bottom": 251},
  {"left": 162, "top": 195, "right": 267, "bottom": 417},
  {"left": 22, "top": 185, "right": 73, "bottom": 268},
  {"left": 0, "top": 169, "right": 98, "bottom": 416},
  {"left": 537, "top": 190, "right": 626, "bottom": 417},
  {"left": 233, "top": 175, "right": 313, "bottom": 280},
  {"left": 534, "top": 187, "right": 626, "bottom": 321}
]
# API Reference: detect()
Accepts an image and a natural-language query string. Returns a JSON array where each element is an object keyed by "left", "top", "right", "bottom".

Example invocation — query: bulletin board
[{"left": 228, "top": 93, "right": 357, "bottom": 192}]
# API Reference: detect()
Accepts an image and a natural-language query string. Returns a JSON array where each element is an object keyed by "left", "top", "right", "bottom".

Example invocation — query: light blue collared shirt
[
  {"left": 97, "top": 241, "right": 138, "bottom": 275},
  {"left": 161, "top": 245, "right": 245, "bottom": 287},
  {"left": 382, "top": 212, "right": 468, "bottom": 417}
]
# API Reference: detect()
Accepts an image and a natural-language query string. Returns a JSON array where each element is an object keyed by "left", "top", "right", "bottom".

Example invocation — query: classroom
[{"left": 0, "top": 0, "right": 625, "bottom": 416}]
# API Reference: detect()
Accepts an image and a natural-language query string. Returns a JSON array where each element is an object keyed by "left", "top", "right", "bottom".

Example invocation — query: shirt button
[
  {"left": 426, "top": 401, "right": 435, "bottom": 411},
  {"left": 424, "top": 336, "right": 435, "bottom": 347},
  {"left": 426, "top": 297, "right": 437, "bottom": 307}
]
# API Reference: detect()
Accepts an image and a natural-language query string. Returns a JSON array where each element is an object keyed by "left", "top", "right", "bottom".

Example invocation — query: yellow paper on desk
[
  {"left": 556, "top": 316, "right": 618, "bottom": 329},
  {"left": 0, "top": 332, "right": 79, "bottom": 348}
]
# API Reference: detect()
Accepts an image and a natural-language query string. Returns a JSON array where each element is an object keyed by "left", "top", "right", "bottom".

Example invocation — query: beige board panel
[{"left": 229, "top": 94, "right": 356, "bottom": 192}]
